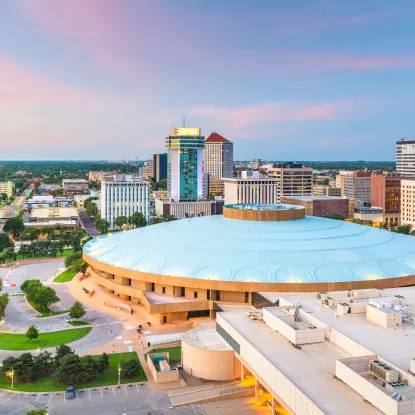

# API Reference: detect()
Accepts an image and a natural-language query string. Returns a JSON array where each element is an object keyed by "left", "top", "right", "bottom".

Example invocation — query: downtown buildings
[
  {"left": 0, "top": 181, "right": 14, "bottom": 198},
  {"left": 101, "top": 174, "right": 150, "bottom": 230}
]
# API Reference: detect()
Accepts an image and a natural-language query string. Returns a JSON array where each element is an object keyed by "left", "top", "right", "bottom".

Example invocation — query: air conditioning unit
[
  {"left": 370, "top": 360, "right": 399, "bottom": 383},
  {"left": 317, "top": 292, "right": 327, "bottom": 302}
]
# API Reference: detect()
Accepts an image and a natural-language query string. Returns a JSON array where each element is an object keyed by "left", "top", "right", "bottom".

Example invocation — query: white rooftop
[
  {"left": 281, "top": 286, "right": 415, "bottom": 371},
  {"left": 183, "top": 327, "right": 232, "bottom": 351},
  {"left": 219, "top": 311, "right": 379, "bottom": 415}
]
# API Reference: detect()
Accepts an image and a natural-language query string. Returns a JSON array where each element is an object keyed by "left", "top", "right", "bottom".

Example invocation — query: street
[{"left": 78, "top": 209, "right": 100, "bottom": 237}]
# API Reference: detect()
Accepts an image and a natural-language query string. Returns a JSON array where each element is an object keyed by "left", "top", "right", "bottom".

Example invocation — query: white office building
[
  {"left": 223, "top": 177, "right": 280, "bottom": 205},
  {"left": 396, "top": 139, "right": 415, "bottom": 178},
  {"left": 101, "top": 175, "right": 150, "bottom": 229},
  {"left": 401, "top": 179, "right": 415, "bottom": 226}
]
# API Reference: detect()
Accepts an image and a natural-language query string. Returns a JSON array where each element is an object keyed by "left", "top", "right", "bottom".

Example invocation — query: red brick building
[
  {"left": 281, "top": 196, "right": 350, "bottom": 218},
  {"left": 371, "top": 173, "right": 401, "bottom": 226}
]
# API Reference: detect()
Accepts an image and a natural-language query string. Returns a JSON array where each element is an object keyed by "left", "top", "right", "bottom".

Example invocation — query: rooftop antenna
[{"left": 183, "top": 113, "right": 186, "bottom": 128}]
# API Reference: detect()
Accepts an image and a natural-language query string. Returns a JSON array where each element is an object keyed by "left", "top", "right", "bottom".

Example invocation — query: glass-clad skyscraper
[{"left": 166, "top": 128, "right": 205, "bottom": 201}]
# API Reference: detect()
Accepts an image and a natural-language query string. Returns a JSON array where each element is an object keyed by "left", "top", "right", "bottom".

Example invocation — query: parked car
[{"left": 66, "top": 386, "right": 76, "bottom": 399}]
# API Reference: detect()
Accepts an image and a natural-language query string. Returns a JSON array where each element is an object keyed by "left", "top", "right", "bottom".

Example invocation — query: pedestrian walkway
[{"left": 9, "top": 295, "right": 39, "bottom": 319}]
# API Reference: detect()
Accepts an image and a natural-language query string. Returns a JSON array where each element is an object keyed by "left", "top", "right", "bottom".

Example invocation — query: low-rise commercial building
[
  {"left": 26, "top": 196, "right": 74, "bottom": 211},
  {"left": 354, "top": 204, "right": 383, "bottom": 222},
  {"left": 155, "top": 199, "right": 222, "bottom": 218},
  {"left": 88, "top": 171, "right": 118, "bottom": 182},
  {"left": 27, "top": 207, "right": 79, "bottom": 229},
  {"left": 281, "top": 195, "right": 350, "bottom": 218},
  {"left": 312, "top": 185, "right": 341, "bottom": 197},
  {"left": 62, "top": 179, "right": 89, "bottom": 190},
  {"left": 340, "top": 172, "right": 372, "bottom": 202},
  {"left": 224, "top": 177, "right": 280, "bottom": 205},
  {"left": 401, "top": 179, "right": 415, "bottom": 227}
]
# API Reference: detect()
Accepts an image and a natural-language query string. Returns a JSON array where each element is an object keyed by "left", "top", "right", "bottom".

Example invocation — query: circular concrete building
[
  {"left": 84, "top": 204, "right": 415, "bottom": 322},
  {"left": 182, "top": 326, "right": 237, "bottom": 381}
]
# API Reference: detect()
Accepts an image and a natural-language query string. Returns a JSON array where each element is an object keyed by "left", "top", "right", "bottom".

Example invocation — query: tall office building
[
  {"left": 166, "top": 127, "right": 205, "bottom": 201},
  {"left": 267, "top": 162, "right": 313, "bottom": 202},
  {"left": 371, "top": 173, "right": 401, "bottom": 226},
  {"left": 396, "top": 139, "right": 415, "bottom": 177},
  {"left": 153, "top": 153, "right": 167, "bottom": 182},
  {"left": 141, "top": 160, "right": 154, "bottom": 180},
  {"left": 204, "top": 132, "right": 233, "bottom": 179},
  {"left": 0, "top": 181, "right": 14, "bottom": 198},
  {"left": 101, "top": 175, "right": 150, "bottom": 229},
  {"left": 341, "top": 172, "right": 372, "bottom": 203}
]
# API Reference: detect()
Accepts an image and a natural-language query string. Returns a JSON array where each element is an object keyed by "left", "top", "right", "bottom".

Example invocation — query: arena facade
[{"left": 84, "top": 204, "right": 415, "bottom": 323}]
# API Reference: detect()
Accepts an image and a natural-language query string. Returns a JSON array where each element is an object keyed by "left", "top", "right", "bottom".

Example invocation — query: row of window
[{"left": 216, "top": 322, "right": 240, "bottom": 354}]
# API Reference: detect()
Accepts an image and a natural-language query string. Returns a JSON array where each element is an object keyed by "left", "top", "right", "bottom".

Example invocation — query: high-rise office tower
[
  {"left": 166, "top": 128, "right": 205, "bottom": 201},
  {"left": 396, "top": 139, "right": 415, "bottom": 177},
  {"left": 341, "top": 172, "right": 372, "bottom": 203},
  {"left": 204, "top": 132, "right": 233, "bottom": 179},
  {"left": 153, "top": 153, "right": 167, "bottom": 182}
]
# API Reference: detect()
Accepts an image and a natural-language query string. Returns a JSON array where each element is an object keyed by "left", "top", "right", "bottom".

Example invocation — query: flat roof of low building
[
  {"left": 280, "top": 286, "right": 415, "bottom": 371},
  {"left": 62, "top": 179, "right": 88, "bottom": 183},
  {"left": 219, "top": 311, "right": 379, "bottom": 415},
  {"left": 183, "top": 327, "right": 232, "bottom": 351},
  {"left": 29, "top": 207, "right": 79, "bottom": 219},
  {"left": 144, "top": 292, "right": 203, "bottom": 305}
]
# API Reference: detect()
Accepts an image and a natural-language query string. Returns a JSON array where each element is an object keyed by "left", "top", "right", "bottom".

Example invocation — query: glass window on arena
[{"left": 216, "top": 322, "right": 240, "bottom": 354}]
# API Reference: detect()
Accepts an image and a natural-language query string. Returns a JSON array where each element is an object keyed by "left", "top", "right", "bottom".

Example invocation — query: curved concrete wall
[
  {"left": 182, "top": 339, "right": 237, "bottom": 381},
  {"left": 223, "top": 206, "right": 305, "bottom": 221},
  {"left": 84, "top": 253, "right": 415, "bottom": 293}
]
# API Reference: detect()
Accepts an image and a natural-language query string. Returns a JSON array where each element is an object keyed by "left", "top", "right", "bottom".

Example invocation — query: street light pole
[
  {"left": 118, "top": 364, "right": 121, "bottom": 385},
  {"left": 11, "top": 366, "right": 14, "bottom": 389}
]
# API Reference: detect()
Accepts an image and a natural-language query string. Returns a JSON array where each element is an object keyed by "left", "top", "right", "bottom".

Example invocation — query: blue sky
[{"left": 0, "top": 0, "right": 414, "bottom": 160}]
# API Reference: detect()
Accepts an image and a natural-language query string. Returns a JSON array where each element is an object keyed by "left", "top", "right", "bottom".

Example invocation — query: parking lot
[{"left": 0, "top": 383, "right": 206, "bottom": 415}]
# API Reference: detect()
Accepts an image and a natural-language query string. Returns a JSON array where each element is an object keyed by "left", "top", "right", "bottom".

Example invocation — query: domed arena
[{"left": 83, "top": 204, "right": 415, "bottom": 322}]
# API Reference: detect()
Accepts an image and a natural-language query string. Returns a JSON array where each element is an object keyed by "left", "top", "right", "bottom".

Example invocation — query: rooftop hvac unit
[
  {"left": 317, "top": 292, "right": 327, "bottom": 301},
  {"left": 325, "top": 297, "right": 352, "bottom": 308},
  {"left": 370, "top": 360, "right": 399, "bottom": 383}
]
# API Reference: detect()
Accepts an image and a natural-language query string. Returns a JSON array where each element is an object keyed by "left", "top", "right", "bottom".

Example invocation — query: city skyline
[{"left": 1, "top": 0, "right": 415, "bottom": 160}]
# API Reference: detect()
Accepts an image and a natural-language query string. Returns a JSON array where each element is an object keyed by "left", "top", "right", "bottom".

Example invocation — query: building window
[
  {"left": 207, "top": 289, "right": 211, "bottom": 300},
  {"left": 245, "top": 292, "right": 249, "bottom": 303},
  {"left": 216, "top": 322, "right": 240, "bottom": 354},
  {"left": 194, "top": 291, "right": 198, "bottom": 299},
  {"left": 162, "top": 287, "right": 166, "bottom": 294}
]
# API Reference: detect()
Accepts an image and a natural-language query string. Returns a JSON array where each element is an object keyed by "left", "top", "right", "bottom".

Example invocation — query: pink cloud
[
  {"left": 0, "top": 54, "right": 109, "bottom": 110},
  {"left": 187, "top": 101, "right": 353, "bottom": 128}
]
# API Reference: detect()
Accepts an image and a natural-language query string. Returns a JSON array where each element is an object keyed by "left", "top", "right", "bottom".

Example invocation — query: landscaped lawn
[
  {"left": 25, "top": 297, "right": 68, "bottom": 318},
  {"left": 144, "top": 346, "right": 182, "bottom": 365},
  {"left": 0, "top": 327, "right": 91, "bottom": 350},
  {"left": 68, "top": 320, "right": 90, "bottom": 326},
  {"left": 53, "top": 267, "right": 77, "bottom": 283},
  {"left": 0, "top": 352, "right": 147, "bottom": 392}
]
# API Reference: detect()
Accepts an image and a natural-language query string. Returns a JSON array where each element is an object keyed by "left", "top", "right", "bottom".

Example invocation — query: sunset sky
[{"left": 1, "top": 0, "right": 414, "bottom": 160}]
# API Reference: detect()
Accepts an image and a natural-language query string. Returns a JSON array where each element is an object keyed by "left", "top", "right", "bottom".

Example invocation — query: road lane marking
[
  {"left": 112, "top": 387, "right": 115, "bottom": 396},
  {"left": 35, "top": 394, "right": 40, "bottom": 401},
  {"left": 88, "top": 390, "right": 91, "bottom": 400},
  {"left": 124, "top": 386, "right": 128, "bottom": 395},
  {"left": 48, "top": 394, "right": 53, "bottom": 404},
  {"left": 101, "top": 389, "right": 103, "bottom": 398},
  {"left": 136, "top": 384, "right": 140, "bottom": 395},
  {"left": 76, "top": 391, "right": 79, "bottom": 400},
  {"left": 3, "top": 396, "right": 12, "bottom": 403}
]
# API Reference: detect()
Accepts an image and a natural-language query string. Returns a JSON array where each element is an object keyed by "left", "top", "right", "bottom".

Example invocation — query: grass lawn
[
  {"left": 144, "top": 346, "right": 182, "bottom": 365},
  {"left": 53, "top": 267, "right": 77, "bottom": 283},
  {"left": 68, "top": 320, "right": 90, "bottom": 326},
  {"left": 0, "top": 352, "right": 147, "bottom": 392},
  {"left": 0, "top": 327, "right": 91, "bottom": 350},
  {"left": 0, "top": 248, "right": 74, "bottom": 265},
  {"left": 25, "top": 297, "right": 68, "bottom": 318}
]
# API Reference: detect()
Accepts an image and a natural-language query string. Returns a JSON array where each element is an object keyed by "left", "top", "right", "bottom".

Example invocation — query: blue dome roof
[{"left": 83, "top": 216, "right": 415, "bottom": 283}]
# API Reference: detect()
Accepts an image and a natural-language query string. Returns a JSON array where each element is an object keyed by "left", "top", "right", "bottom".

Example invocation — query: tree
[
  {"left": 0, "top": 193, "right": 7, "bottom": 201},
  {"left": 120, "top": 358, "right": 140, "bottom": 378},
  {"left": 325, "top": 214, "right": 345, "bottom": 221},
  {"left": 97, "top": 352, "right": 109, "bottom": 372},
  {"left": 3, "top": 217, "right": 25, "bottom": 238},
  {"left": 0, "top": 233, "right": 14, "bottom": 252},
  {"left": 64, "top": 251, "right": 82, "bottom": 268},
  {"left": 27, "top": 409, "right": 48, "bottom": 415},
  {"left": 129, "top": 212, "right": 147, "bottom": 228},
  {"left": 395, "top": 225, "right": 412, "bottom": 235},
  {"left": 69, "top": 301, "right": 86, "bottom": 320},
  {"left": 20, "top": 227, "right": 40, "bottom": 242},
  {"left": 55, "top": 344, "right": 73, "bottom": 365},
  {"left": 95, "top": 218, "right": 110, "bottom": 234},
  {"left": 26, "top": 325, "right": 39, "bottom": 342},
  {"left": 54, "top": 353, "right": 84, "bottom": 384},
  {"left": 114, "top": 216, "right": 128, "bottom": 230},
  {"left": 81, "top": 355, "right": 99, "bottom": 381},
  {"left": 34, "top": 286, "right": 59, "bottom": 311},
  {"left": 0, "top": 293, "right": 9, "bottom": 319}
]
